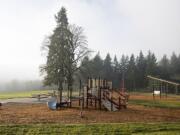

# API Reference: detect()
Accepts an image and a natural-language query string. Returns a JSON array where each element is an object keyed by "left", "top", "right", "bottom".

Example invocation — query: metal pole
[
  {"left": 153, "top": 80, "right": 155, "bottom": 100},
  {"left": 160, "top": 82, "right": 162, "bottom": 99},
  {"left": 176, "top": 85, "right": 178, "bottom": 95},
  {"left": 165, "top": 83, "right": 168, "bottom": 98}
]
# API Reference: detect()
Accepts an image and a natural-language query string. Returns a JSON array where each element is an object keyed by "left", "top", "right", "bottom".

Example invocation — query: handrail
[{"left": 103, "top": 89, "right": 127, "bottom": 107}]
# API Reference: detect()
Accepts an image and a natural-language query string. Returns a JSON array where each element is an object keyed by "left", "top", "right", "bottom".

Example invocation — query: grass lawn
[
  {"left": 129, "top": 99, "right": 180, "bottom": 109},
  {"left": 0, "top": 90, "right": 79, "bottom": 99},
  {"left": 0, "top": 90, "right": 49, "bottom": 99},
  {"left": 0, "top": 123, "right": 180, "bottom": 135},
  {"left": 128, "top": 92, "right": 180, "bottom": 109}
]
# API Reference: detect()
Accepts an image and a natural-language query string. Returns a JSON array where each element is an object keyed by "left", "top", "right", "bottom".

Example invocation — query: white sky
[{"left": 0, "top": 0, "right": 179, "bottom": 81}]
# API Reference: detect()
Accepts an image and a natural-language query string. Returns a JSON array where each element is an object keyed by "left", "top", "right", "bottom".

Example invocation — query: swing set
[{"left": 147, "top": 75, "right": 180, "bottom": 99}]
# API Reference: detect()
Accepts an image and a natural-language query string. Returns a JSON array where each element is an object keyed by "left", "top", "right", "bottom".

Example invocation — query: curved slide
[
  {"left": 47, "top": 98, "right": 57, "bottom": 110},
  {"left": 47, "top": 101, "right": 57, "bottom": 110}
]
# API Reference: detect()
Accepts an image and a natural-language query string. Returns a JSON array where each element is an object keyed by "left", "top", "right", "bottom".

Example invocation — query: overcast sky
[{"left": 0, "top": 0, "right": 179, "bottom": 81}]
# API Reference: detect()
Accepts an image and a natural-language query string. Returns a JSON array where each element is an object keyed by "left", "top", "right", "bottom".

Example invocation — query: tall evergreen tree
[
  {"left": 113, "top": 55, "right": 119, "bottom": 73},
  {"left": 91, "top": 52, "right": 104, "bottom": 78},
  {"left": 146, "top": 51, "right": 157, "bottom": 76},
  {"left": 136, "top": 51, "right": 146, "bottom": 88},
  {"left": 170, "top": 52, "right": 179, "bottom": 76},
  {"left": 158, "top": 54, "right": 170, "bottom": 79},
  {"left": 41, "top": 7, "right": 70, "bottom": 102},
  {"left": 145, "top": 51, "right": 158, "bottom": 88},
  {"left": 41, "top": 7, "right": 89, "bottom": 102},
  {"left": 119, "top": 55, "right": 129, "bottom": 89},
  {"left": 119, "top": 55, "right": 129, "bottom": 75},
  {"left": 78, "top": 56, "right": 92, "bottom": 82},
  {"left": 127, "top": 54, "right": 137, "bottom": 90},
  {"left": 103, "top": 53, "right": 113, "bottom": 80},
  {"left": 112, "top": 55, "right": 120, "bottom": 89}
]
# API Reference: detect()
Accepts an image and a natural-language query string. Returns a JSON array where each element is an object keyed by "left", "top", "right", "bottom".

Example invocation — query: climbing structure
[{"left": 79, "top": 77, "right": 129, "bottom": 111}]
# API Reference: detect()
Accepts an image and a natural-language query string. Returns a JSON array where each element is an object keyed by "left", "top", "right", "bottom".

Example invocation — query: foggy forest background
[{"left": 0, "top": 51, "right": 180, "bottom": 92}]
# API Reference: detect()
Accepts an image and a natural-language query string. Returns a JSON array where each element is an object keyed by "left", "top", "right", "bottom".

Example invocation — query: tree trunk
[
  {"left": 133, "top": 80, "right": 136, "bottom": 91},
  {"left": 70, "top": 85, "right": 72, "bottom": 107},
  {"left": 67, "top": 85, "right": 70, "bottom": 99},
  {"left": 68, "top": 76, "right": 73, "bottom": 107},
  {"left": 58, "top": 81, "right": 63, "bottom": 103}
]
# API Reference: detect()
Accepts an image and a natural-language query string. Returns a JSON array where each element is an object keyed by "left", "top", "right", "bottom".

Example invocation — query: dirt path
[{"left": 0, "top": 102, "right": 180, "bottom": 124}]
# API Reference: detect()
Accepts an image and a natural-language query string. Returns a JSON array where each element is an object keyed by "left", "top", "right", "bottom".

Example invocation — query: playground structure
[
  {"left": 78, "top": 77, "right": 129, "bottom": 111},
  {"left": 147, "top": 75, "right": 180, "bottom": 99},
  {"left": 47, "top": 77, "right": 129, "bottom": 111}
]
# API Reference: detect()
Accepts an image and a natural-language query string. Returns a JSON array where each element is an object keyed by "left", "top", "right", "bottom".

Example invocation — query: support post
[
  {"left": 82, "top": 86, "right": 84, "bottom": 109},
  {"left": 90, "top": 78, "right": 93, "bottom": 106},
  {"left": 99, "top": 87, "right": 102, "bottom": 110},
  {"left": 90, "top": 77, "right": 92, "bottom": 88},
  {"left": 79, "top": 79, "right": 82, "bottom": 106},
  {"left": 175, "top": 85, "right": 178, "bottom": 95},
  {"left": 119, "top": 97, "right": 121, "bottom": 110},
  {"left": 165, "top": 83, "right": 168, "bottom": 98},
  {"left": 95, "top": 99, "right": 97, "bottom": 108},
  {"left": 86, "top": 86, "right": 88, "bottom": 108},
  {"left": 110, "top": 92, "right": 113, "bottom": 111},
  {"left": 160, "top": 82, "right": 162, "bottom": 99},
  {"left": 161, "top": 82, "right": 163, "bottom": 99},
  {"left": 153, "top": 80, "right": 155, "bottom": 100}
]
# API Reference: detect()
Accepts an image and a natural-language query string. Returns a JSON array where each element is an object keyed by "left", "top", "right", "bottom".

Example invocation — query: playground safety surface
[{"left": 0, "top": 100, "right": 180, "bottom": 124}]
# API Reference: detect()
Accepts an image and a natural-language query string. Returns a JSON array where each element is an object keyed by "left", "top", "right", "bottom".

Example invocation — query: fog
[
  {"left": 0, "top": 80, "right": 44, "bottom": 92},
  {"left": 0, "top": 0, "right": 179, "bottom": 86}
]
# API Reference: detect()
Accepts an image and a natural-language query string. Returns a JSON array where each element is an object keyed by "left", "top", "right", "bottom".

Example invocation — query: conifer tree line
[{"left": 78, "top": 51, "right": 180, "bottom": 91}]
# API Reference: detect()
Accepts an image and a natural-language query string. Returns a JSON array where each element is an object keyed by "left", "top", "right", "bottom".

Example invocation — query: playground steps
[{"left": 102, "top": 99, "right": 118, "bottom": 111}]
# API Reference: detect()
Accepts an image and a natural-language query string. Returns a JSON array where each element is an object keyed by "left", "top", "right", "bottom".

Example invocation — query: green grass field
[
  {"left": 0, "top": 90, "right": 79, "bottom": 99},
  {"left": 0, "top": 90, "right": 49, "bottom": 99},
  {"left": 128, "top": 92, "right": 180, "bottom": 109},
  {"left": 129, "top": 99, "right": 180, "bottom": 109},
  {"left": 0, "top": 123, "right": 180, "bottom": 135}
]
